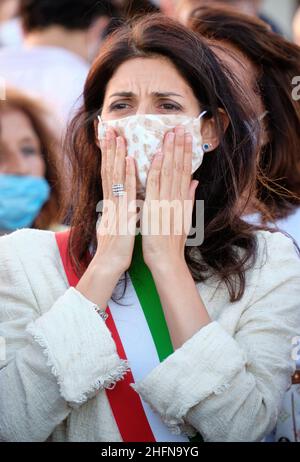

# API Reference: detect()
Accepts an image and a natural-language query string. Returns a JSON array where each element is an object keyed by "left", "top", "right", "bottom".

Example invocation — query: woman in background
[
  {"left": 0, "top": 88, "right": 64, "bottom": 234},
  {"left": 188, "top": 4, "right": 300, "bottom": 442},
  {"left": 188, "top": 4, "right": 300, "bottom": 244}
]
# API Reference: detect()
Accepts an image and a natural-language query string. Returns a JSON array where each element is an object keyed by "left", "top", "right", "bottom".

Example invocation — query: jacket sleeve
[
  {"left": 0, "top": 231, "right": 129, "bottom": 442},
  {"left": 131, "top": 232, "right": 300, "bottom": 442}
]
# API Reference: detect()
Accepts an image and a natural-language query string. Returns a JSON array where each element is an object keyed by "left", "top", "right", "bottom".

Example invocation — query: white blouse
[{"left": 0, "top": 228, "right": 299, "bottom": 442}]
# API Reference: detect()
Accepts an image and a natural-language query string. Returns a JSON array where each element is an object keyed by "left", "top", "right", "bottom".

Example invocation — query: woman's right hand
[{"left": 76, "top": 127, "right": 137, "bottom": 308}]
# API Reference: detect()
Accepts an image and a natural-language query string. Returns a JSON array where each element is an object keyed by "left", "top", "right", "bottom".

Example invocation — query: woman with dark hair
[
  {"left": 0, "top": 15, "right": 299, "bottom": 443},
  {"left": 0, "top": 88, "right": 64, "bottom": 234},
  {"left": 187, "top": 4, "right": 300, "bottom": 442},
  {"left": 187, "top": 4, "right": 300, "bottom": 242}
]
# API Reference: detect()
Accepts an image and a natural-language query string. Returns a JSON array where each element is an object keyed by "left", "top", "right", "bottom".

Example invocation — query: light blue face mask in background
[{"left": 0, "top": 174, "right": 50, "bottom": 231}]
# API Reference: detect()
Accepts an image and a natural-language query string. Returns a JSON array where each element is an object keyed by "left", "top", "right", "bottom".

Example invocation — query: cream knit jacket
[{"left": 0, "top": 229, "right": 299, "bottom": 442}]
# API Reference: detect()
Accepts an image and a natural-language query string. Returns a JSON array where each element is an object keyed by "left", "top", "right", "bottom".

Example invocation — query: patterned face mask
[{"left": 97, "top": 112, "right": 207, "bottom": 194}]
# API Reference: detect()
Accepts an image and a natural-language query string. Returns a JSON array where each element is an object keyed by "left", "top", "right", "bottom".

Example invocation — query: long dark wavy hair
[
  {"left": 64, "top": 14, "right": 262, "bottom": 302},
  {"left": 188, "top": 4, "right": 300, "bottom": 221}
]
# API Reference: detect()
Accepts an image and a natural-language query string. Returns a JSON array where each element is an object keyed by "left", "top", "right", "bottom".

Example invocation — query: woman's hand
[
  {"left": 142, "top": 127, "right": 210, "bottom": 349},
  {"left": 142, "top": 126, "right": 199, "bottom": 271},
  {"left": 76, "top": 128, "right": 137, "bottom": 307},
  {"left": 95, "top": 128, "right": 137, "bottom": 274}
]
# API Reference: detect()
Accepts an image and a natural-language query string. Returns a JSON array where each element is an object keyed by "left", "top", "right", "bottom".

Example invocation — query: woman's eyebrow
[
  {"left": 19, "top": 135, "right": 39, "bottom": 145},
  {"left": 152, "top": 92, "right": 184, "bottom": 98},
  {"left": 109, "top": 92, "right": 184, "bottom": 98},
  {"left": 19, "top": 136, "right": 36, "bottom": 142},
  {"left": 109, "top": 92, "right": 134, "bottom": 98}
]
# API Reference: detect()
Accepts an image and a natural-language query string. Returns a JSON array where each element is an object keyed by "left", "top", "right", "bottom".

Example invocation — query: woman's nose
[{"left": 135, "top": 103, "right": 153, "bottom": 115}]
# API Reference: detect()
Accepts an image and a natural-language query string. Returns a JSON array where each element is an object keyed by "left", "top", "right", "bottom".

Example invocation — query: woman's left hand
[{"left": 142, "top": 126, "right": 199, "bottom": 270}]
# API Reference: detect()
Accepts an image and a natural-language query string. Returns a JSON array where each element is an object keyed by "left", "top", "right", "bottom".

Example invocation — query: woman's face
[
  {"left": 101, "top": 56, "right": 201, "bottom": 120},
  {"left": 0, "top": 108, "right": 46, "bottom": 177}
]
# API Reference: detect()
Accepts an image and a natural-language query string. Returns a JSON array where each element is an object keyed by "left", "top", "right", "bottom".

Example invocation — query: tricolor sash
[{"left": 55, "top": 230, "right": 203, "bottom": 442}]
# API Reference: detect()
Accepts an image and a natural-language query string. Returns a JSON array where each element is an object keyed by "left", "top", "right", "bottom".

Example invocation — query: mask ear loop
[
  {"left": 198, "top": 110, "right": 211, "bottom": 152},
  {"left": 97, "top": 114, "right": 107, "bottom": 140},
  {"left": 258, "top": 110, "right": 269, "bottom": 121},
  {"left": 198, "top": 110, "right": 208, "bottom": 119}
]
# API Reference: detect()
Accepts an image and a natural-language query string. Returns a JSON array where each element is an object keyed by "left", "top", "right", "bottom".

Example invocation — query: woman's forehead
[{"left": 104, "top": 56, "right": 196, "bottom": 99}]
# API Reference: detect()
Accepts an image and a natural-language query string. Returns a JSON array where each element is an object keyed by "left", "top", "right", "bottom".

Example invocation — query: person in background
[
  {"left": 175, "top": 0, "right": 282, "bottom": 34},
  {"left": 0, "top": 88, "right": 64, "bottom": 235},
  {"left": 188, "top": 4, "right": 300, "bottom": 244},
  {"left": 0, "top": 0, "right": 23, "bottom": 47},
  {"left": 0, "top": 0, "right": 118, "bottom": 128},
  {"left": 293, "top": 6, "right": 300, "bottom": 46},
  {"left": 188, "top": 4, "right": 300, "bottom": 442}
]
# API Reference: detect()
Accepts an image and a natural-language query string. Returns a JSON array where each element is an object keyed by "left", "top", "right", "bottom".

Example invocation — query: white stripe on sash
[{"left": 108, "top": 276, "right": 189, "bottom": 442}]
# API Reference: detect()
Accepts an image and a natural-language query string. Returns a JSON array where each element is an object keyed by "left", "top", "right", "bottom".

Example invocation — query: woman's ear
[{"left": 200, "top": 109, "right": 229, "bottom": 152}]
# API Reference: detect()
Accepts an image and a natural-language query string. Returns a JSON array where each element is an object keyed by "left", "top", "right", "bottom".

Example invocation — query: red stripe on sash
[{"left": 55, "top": 230, "right": 156, "bottom": 442}]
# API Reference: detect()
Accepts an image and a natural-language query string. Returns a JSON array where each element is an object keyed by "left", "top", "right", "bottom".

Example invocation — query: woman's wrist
[
  {"left": 76, "top": 260, "right": 123, "bottom": 308},
  {"left": 146, "top": 254, "right": 187, "bottom": 277}
]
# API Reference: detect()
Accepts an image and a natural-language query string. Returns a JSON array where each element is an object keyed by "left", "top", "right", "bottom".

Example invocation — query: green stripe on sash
[
  {"left": 129, "top": 235, "right": 173, "bottom": 362},
  {"left": 129, "top": 235, "right": 204, "bottom": 443}
]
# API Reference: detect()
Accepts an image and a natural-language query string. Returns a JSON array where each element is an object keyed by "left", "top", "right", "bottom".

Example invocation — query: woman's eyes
[
  {"left": 160, "top": 102, "right": 181, "bottom": 111},
  {"left": 21, "top": 146, "right": 39, "bottom": 157},
  {"left": 110, "top": 103, "right": 130, "bottom": 111},
  {"left": 109, "top": 101, "right": 182, "bottom": 112}
]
